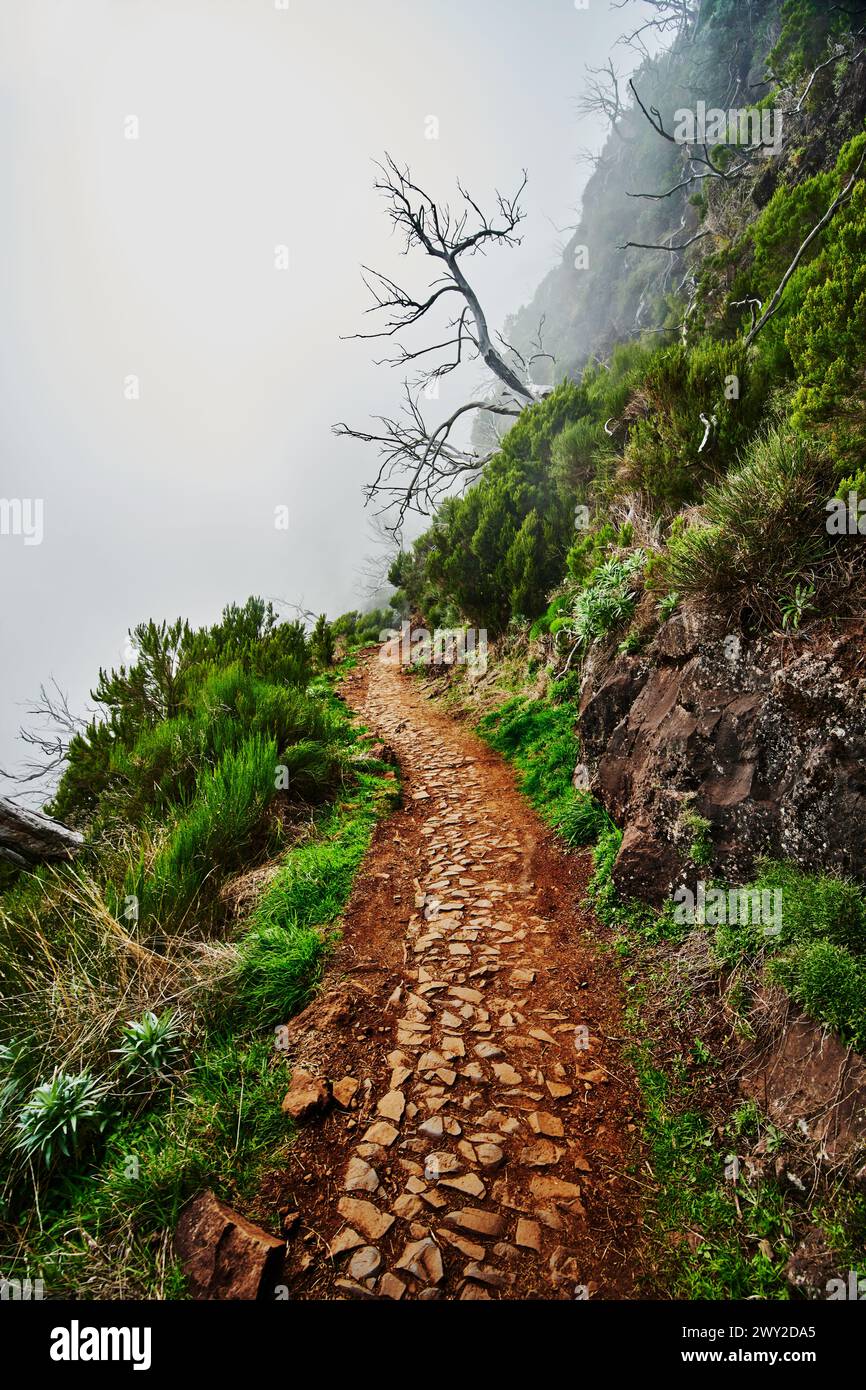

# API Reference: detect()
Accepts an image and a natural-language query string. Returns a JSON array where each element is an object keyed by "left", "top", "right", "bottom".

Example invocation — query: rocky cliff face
[{"left": 575, "top": 607, "right": 866, "bottom": 903}]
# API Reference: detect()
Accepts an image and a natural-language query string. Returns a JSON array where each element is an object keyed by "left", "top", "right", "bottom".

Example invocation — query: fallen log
[{"left": 0, "top": 796, "right": 84, "bottom": 866}]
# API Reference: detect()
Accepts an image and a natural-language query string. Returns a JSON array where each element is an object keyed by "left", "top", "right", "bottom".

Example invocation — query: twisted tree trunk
[{"left": 0, "top": 797, "right": 84, "bottom": 867}]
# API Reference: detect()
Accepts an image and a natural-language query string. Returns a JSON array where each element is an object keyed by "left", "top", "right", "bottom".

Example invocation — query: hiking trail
[{"left": 273, "top": 652, "right": 644, "bottom": 1300}]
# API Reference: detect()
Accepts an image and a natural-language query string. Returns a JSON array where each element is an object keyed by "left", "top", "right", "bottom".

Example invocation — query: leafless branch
[
  {"left": 575, "top": 145, "right": 611, "bottom": 173},
  {"left": 619, "top": 229, "right": 712, "bottom": 253},
  {"left": 612, "top": 0, "right": 697, "bottom": 55},
  {"left": 576, "top": 60, "right": 633, "bottom": 140},
  {"left": 337, "top": 155, "right": 545, "bottom": 521},
  {"left": 0, "top": 679, "right": 88, "bottom": 791},
  {"left": 354, "top": 515, "right": 405, "bottom": 599},
  {"left": 628, "top": 78, "right": 677, "bottom": 142},
  {"left": 627, "top": 79, "right": 779, "bottom": 202},
  {"left": 335, "top": 381, "right": 522, "bottom": 528},
  {"left": 744, "top": 148, "right": 866, "bottom": 346},
  {"left": 344, "top": 154, "right": 533, "bottom": 403}
]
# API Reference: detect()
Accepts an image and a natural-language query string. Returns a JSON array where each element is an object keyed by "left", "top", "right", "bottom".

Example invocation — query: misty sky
[{"left": 0, "top": 0, "right": 653, "bottom": 793}]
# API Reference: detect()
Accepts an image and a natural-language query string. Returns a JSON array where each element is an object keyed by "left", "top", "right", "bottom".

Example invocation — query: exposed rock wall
[
  {"left": 575, "top": 609, "right": 866, "bottom": 903},
  {"left": 738, "top": 984, "right": 866, "bottom": 1168}
]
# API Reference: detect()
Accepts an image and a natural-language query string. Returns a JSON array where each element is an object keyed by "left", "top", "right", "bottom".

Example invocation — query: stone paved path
[{"left": 284, "top": 654, "right": 639, "bottom": 1300}]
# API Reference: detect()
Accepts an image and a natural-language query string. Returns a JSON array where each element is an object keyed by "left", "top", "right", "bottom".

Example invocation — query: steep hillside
[{"left": 379, "top": 0, "right": 866, "bottom": 1295}]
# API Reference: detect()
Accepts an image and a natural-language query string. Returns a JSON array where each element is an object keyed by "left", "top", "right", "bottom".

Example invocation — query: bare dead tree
[
  {"left": 497, "top": 313, "right": 555, "bottom": 390},
  {"left": 336, "top": 384, "right": 523, "bottom": 521},
  {"left": 0, "top": 679, "right": 88, "bottom": 793},
  {"left": 575, "top": 145, "right": 612, "bottom": 174},
  {"left": 612, "top": 0, "right": 698, "bottom": 56},
  {"left": 335, "top": 155, "right": 543, "bottom": 525},
  {"left": 274, "top": 599, "right": 318, "bottom": 628},
  {"left": 344, "top": 155, "right": 534, "bottom": 400},
  {"left": 355, "top": 514, "right": 405, "bottom": 599},
  {"left": 575, "top": 60, "right": 633, "bottom": 139}
]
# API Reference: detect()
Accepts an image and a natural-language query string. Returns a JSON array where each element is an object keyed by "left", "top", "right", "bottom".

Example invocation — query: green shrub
[
  {"left": 551, "top": 416, "right": 614, "bottom": 495},
  {"left": 560, "top": 551, "right": 646, "bottom": 649},
  {"left": 787, "top": 162, "right": 866, "bottom": 432},
  {"left": 564, "top": 523, "right": 617, "bottom": 588},
  {"left": 332, "top": 607, "right": 406, "bottom": 647},
  {"left": 130, "top": 734, "right": 279, "bottom": 928},
  {"left": 116, "top": 1010, "right": 184, "bottom": 1080},
  {"left": 105, "top": 671, "right": 343, "bottom": 832},
  {"left": 52, "top": 599, "right": 312, "bottom": 826},
  {"left": 663, "top": 425, "right": 834, "bottom": 622},
  {"left": 618, "top": 340, "right": 769, "bottom": 508},
  {"left": 737, "top": 134, "right": 866, "bottom": 448},
  {"left": 310, "top": 615, "right": 336, "bottom": 669},
  {"left": 768, "top": 0, "right": 855, "bottom": 87},
  {"left": 618, "top": 627, "right": 643, "bottom": 655},
  {"left": 14, "top": 1070, "right": 113, "bottom": 1167},
  {"left": 769, "top": 941, "right": 866, "bottom": 1050},
  {"left": 200, "top": 666, "right": 341, "bottom": 752}
]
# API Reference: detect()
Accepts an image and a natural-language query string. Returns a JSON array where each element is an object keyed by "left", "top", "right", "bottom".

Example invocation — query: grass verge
[{"left": 0, "top": 669, "right": 397, "bottom": 1298}]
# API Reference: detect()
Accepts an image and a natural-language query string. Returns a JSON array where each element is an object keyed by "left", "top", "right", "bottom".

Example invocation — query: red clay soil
[{"left": 260, "top": 652, "right": 646, "bottom": 1300}]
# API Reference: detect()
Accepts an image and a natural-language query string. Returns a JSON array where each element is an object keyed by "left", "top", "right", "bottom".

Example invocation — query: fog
[{"left": 0, "top": 0, "right": 646, "bottom": 793}]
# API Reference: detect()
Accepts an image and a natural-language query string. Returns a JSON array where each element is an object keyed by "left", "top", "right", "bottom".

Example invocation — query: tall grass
[
  {"left": 127, "top": 734, "right": 280, "bottom": 930},
  {"left": 714, "top": 858, "right": 866, "bottom": 1048},
  {"left": 0, "top": 866, "right": 201, "bottom": 1087},
  {"left": 477, "top": 694, "right": 611, "bottom": 847},
  {"left": 0, "top": 653, "right": 396, "bottom": 1294},
  {"left": 107, "top": 666, "right": 345, "bottom": 827},
  {"left": 229, "top": 780, "right": 384, "bottom": 1025},
  {"left": 663, "top": 425, "right": 836, "bottom": 622}
]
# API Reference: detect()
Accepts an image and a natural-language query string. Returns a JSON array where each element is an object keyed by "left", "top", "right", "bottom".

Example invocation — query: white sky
[{"left": 0, "top": 0, "right": 651, "bottom": 790}]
